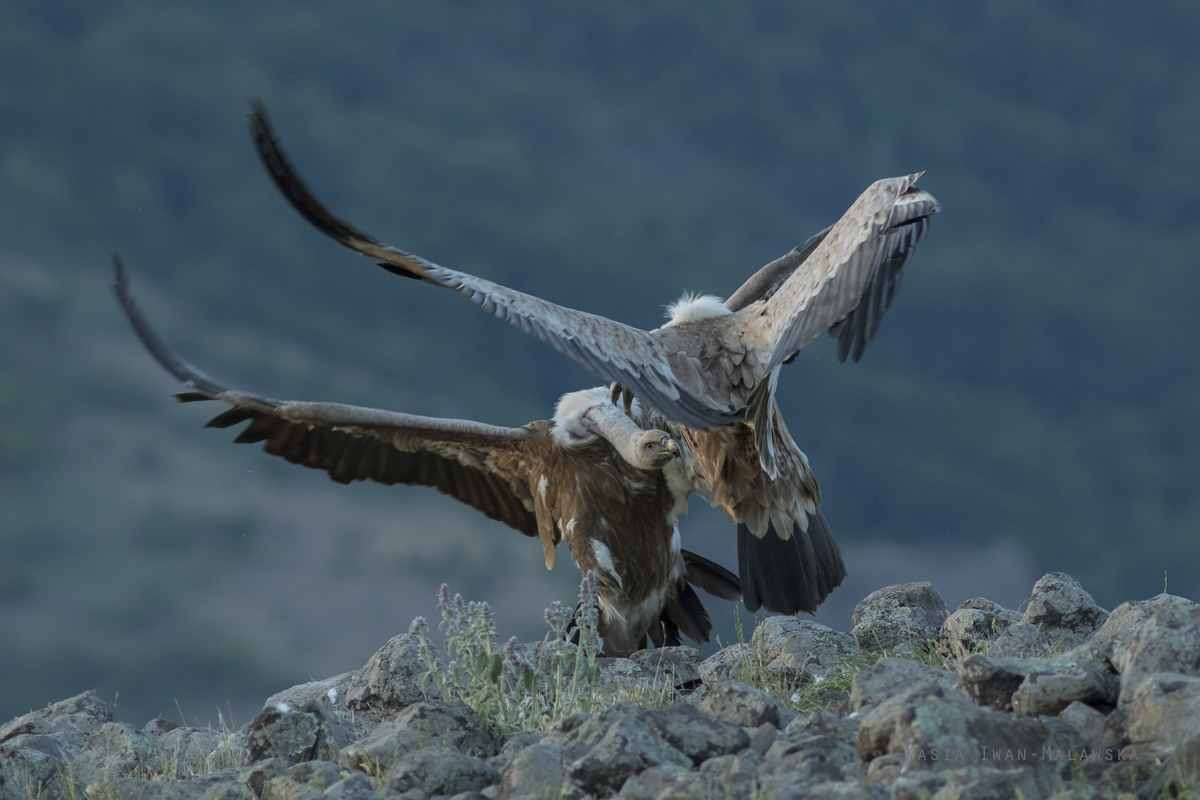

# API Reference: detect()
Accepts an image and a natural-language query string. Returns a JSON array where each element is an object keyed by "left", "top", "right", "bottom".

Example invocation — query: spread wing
[
  {"left": 249, "top": 105, "right": 937, "bottom": 432},
  {"left": 112, "top": 257, "right": 540, "bottom": 536},
  {"left": 754, "top": 174, "right": 941, "bottom": 370},
  {"left": 249, "top": 105, "right": 727, "bottom": 432}
]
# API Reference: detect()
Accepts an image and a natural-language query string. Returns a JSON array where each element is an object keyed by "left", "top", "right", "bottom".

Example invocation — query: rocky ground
[{"left": 4, "top": 573, "right": 1200, "bottom": 800}]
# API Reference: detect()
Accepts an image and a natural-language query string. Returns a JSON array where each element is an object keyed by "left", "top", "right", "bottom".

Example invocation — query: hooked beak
[{"left": 664, "top": 438, "right": 680, "bottom": 458}]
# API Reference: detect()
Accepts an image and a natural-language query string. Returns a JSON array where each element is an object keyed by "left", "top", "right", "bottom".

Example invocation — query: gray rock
[
  {"left": 615, "top": 763, "right": 685, "bottom": 800},
  {"left": 888, "top": 768, "right": 946, "bottom": 798},
  {"left": 931, "top": 766, "right": 1039, "bottom": 800},
  {"left": 850, "top": 657, "right": 958, "bottom": 711},
  {"left": 200, "top": 773, "right": 256, "bottom": 800},
  {"left": 339, "top": 700, "right": 494, "bottom": 773},
  {"left": 628, "top": 647, "right": 703, "bottom": 692},
  {"left": 1112, "top": 602, "right": 1200, "bottom": 706},
  {"left": 0, "top": 689, "right": 114, "bottom": 791},
  {"left": 863, "top": 751, "right": 905, "bottom": 783},
  {"left": 288, "top": 761, "right": 344, "bottom": 791},
  {"left": 498, "top": 741, "right": 564, "bottom": 799},
  {"left": 244, "top": 703, "right": 349, "bottom": 765},
  {"left": 147, "top": 726, "right": 227, "bottom": 776},
  {"left": 1096, "top": 705, "right": 1132, "bottom": 754},
  {"left": 958, "top": 653, "right": 1045, "bottom": 711},
  {"left": 642, "top": 703, "right": 749, "bottom": 765},
  {"left": 1011, "top": 644, "right": 1120, "bottom": 716},
  {"left": 552, "top": 701, "right": 690, "bottom": 797},
  {"left": 591, "top": 657, "right": 681, "bottom": 705},
  {"left": 625, "top": 767, "right": 704, "bottom": 800},
  {"left": 658, "top": 751, "right": 759, "bottom": 800},
  {"left": 209, "top": 729, "right": 250, "bottom": 774},
  {"left": 383, "top": 747, "right": 499, "bottom": 797},
  {"left": 344, "top": 634, "right": 445, "bottom": 716},
  {"left": 240, "top": 758, "right": 289, "bottom": 798},
  {"left": 0, "top": 713, "right": 49, "bottom": 745},
  {"left": 1059, "top": 701, "right": 1108, "bottom": 743},
  {"left": 745, "top": 723, "right": 777, "bottom": 755},
  {"left": 78, "top": 771, "right": 245, "bottom": 800},
  {"left": 70, "top": 722, "right": 153, "bottom": 785},
  {"left": 940, "top": 599, "right": 1022, "bottom": 654},
  {"left": 750, "top": 617, "right": 859, "bottom": 684},
  {"left": 42, "top": 691, "right": 114, "bottom": 740},
  {"left": 264, "top": 674, "right": 371, "bottom": 742},
  {"left": 758, "top": 732, "right": 861, "bottom": 794},
  {"left": 986, "top": 621, "right": 1042, "bottom": 658},
  {"left": 0, "top": 733, "right": 71, "bottom": 800},
  {"left": 785, "top": 710, "right": 861, "bottom": 748},
  {"left": 489, "top": 732, "right": 542, "bottom": 775},
  {"left": 812, "top": 689, "right": 852, "bottom": 717},
  {"left": 1090, "top": 593, "right": 1198, "bottom": 663},
  {"left": 1124, "top": 673, "right": 1200, "bottom": 755},
  {"left": 321, "top": 772, "right": 378, "bottom": 800},
  {"left": 851, "top": 582, "right": 948, "bottom": 653},
  {"left": 141, "top": 718, "right": 181, "bottom": 738},
  {"left": 266, "top": 674, "right": 357, "bottom": 716},
  {"left": 855, "top": 683, "right": 1088, "bottom": 796},
  {"left": 958, "top": 597, "right": 1022, "bottom": 621},
  {"left": 698, "top": 645, "right": 746, "bottom": 687},
  {"left": 801, "top": 783, "right": 892, "bottom": 799},
  {"left": 385, "top": 789, "right": 427, "bottom": 800},
  {"left": 697, "top": 681, "right": 798, "bottom": 729},
  {"left": 1131, "top": 734, "right": 1200, "bottom": 800},
  {"left": 262, "top": 775, "right": 324, "bottom": 800},
  {"left": 1022, "top": 572, "right": 1109, "bottom": 651},
  {"left": 681, "top": 684, "right": 708, "bottom": 709}
]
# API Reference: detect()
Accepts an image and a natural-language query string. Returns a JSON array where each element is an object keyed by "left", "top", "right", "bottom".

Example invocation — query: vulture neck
[{"left": 583, "top": 402, "right": 650, "bottom": 468}]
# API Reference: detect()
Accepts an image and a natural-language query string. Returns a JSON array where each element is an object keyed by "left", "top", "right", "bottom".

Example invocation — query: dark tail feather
[
  {"left": 738, "top": 513, "right": 846, "bottom": 615},
  {"left": 681, "top": 549, "right": 742, "bottom": 601},
  {"left": 663, "top": 583, "right": 712, "bottom": 645}
]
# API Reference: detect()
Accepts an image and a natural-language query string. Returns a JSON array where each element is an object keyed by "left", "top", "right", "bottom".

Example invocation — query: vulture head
[{"left": 631, "top": 430, "right": 681, "bottom": 469}]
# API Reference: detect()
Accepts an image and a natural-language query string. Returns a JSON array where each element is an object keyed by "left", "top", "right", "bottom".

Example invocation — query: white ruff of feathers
[{"left": 661, "top": 293, "right": 731, "bottom": 328}]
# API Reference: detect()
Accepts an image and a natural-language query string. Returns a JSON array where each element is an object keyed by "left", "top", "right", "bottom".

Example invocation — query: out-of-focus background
[{"left": 3, "top": 1, "right": 1198, "bottom": 727}]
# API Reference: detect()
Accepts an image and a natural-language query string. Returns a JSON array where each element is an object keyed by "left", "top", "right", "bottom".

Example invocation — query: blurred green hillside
[{"left": 2, "top": 1, "right": 1199, "bottom": 724}]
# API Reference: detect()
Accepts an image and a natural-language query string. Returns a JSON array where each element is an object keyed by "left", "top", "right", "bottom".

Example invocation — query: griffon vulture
[
  {"left": 247, "top": 107, "right": 939, "bottom": 614},
  {"left": 112, "top": 258, "right": 740, "bottom": 658}
]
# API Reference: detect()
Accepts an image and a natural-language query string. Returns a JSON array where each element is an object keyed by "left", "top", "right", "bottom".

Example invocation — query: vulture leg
[{"left": 608, "top": 382, "right": 635, "bottom": 419}]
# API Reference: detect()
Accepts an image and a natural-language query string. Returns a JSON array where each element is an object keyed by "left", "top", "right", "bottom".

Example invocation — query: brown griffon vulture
[
  {"left": 247, "top": 105, "right": 940, "bottom": 615},
  {"left": 112, "top": 258, "right": 739, "bottom": 658}
]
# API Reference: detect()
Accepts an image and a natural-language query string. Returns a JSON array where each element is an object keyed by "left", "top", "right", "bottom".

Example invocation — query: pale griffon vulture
[
  {"left": 112, "top": 258, "right": 739, "bottom": 658},
  {"left": 247, "top": 106, "right": 939, "bottom": 614}
]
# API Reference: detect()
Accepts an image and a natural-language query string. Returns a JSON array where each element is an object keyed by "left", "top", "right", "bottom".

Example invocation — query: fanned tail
[{"left": 738, "top": 509, "right": 845, "bottom": 614}]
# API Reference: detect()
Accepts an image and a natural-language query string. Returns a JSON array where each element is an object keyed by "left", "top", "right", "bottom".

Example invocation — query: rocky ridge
[{"left": 4, "top": 573, "right": 1199, "bottom": 800}]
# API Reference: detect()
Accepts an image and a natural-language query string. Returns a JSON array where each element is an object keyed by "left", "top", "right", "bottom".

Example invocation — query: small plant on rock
[{"left": 409, "top": 571, "right": 605, "bottom": 737}]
